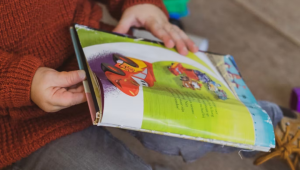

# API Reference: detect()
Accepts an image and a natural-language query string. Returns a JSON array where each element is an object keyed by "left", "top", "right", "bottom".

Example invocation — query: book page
[{"left": 75, "top": 25, "right": 275, "bottom": 149}]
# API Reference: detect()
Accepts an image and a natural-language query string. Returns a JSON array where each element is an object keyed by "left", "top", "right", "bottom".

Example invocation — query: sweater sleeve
[
  {"left": 0, "top": 50, "right": 42, "bottom": 111},
  {"left": 98, "top": 0, "right": 169, "bottom": 20}
]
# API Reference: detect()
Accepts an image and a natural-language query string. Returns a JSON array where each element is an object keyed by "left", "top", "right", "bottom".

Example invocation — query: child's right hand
[{"left": 31, "top": 67, "right": 87, "bottom": 112}]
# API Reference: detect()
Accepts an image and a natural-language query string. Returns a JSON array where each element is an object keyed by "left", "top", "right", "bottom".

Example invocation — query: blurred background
[
  {"left": 167, "top": 0, "right": 300, "bottom": 109},
  {"left": 106, "top": 0, "right": 300, "bottom": 169}
]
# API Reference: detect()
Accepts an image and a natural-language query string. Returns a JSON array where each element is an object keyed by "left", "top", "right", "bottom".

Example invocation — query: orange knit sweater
[{"left": 0, "top": 0, "right": 167, "bottom": 168}]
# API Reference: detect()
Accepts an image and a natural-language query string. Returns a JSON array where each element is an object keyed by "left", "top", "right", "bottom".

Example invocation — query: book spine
[{"left": 70, "top": 26, "right": 99, "bottom": 123}]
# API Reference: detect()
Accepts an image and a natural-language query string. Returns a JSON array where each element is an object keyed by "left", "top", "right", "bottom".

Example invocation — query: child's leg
[
  {"left": 4, "top": 126, "right": 151, "bottom": 170},
  {"left": 257, "top": 101, "right": 283, "bottom": 128},
  {"left": 131, "top": 101, "right": 283, "bottom": 162}
]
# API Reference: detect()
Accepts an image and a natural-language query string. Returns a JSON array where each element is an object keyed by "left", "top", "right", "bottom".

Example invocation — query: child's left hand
[{"left": 113, "top": 4, "right": 198, "bottom": 56}]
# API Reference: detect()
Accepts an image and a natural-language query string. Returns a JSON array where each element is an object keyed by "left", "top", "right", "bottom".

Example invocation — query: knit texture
[{"left": 0, "top": 0, "right": 168, "bottom": 168}]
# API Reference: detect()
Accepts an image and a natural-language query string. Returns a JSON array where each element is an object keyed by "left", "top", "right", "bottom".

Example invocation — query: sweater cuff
[
  {"left": 122, "top": 0, "right": 169, "bottom": 18},
  {"left": 4, "top": 55, "right": 42, "bottom": 108}
]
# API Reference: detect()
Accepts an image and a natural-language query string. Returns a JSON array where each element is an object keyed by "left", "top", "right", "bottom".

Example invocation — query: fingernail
[
  {"left": 78, "top": 70, "right": 86, "bottom": 79},
  {"left": 183, "top": 47, "right": 188, "bottom": 54},
  {"left": 168, "top": 40, "right": 174, "bottom": 47},
  {"left": 193, "top": 44, "right": 199, "bottom": 50}
]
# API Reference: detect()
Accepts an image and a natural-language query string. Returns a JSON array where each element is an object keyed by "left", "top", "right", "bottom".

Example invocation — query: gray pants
[{"left": 5, "top": 101, "right": 283, "bottom": 170}]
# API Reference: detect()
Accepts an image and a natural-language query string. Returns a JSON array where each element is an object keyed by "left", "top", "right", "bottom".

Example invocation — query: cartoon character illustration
[
  {"left": 180, "top": 76, "right": 202, "bottom": 90},
  {"left": 207, "top": 81, "right": 228, "bottom": 100},
  {"left": 168, "top": 63, "right": 183, "bottom": 76},
  {"left": 168, "top": 62, "right": 228, "bottom": 100},
  {"left": 207, "top": 81, "right": 221, "bottom": 92},
  {"left": 231, "top": 80, "right": 246, "bottom": 89},
  {"left": 227, "top": 71, "right": 241, "bottom": 80},
  {"left": 168, "top": 63, "right": 211, "bottom": 83},
  {"left": 224, "top": 62, "right": 231, "bottom": 69},
  {"left": 231, "top": 80, "right": 239, "bottom": 88},
  {"left": 101, "top": 54, "right": 156, "bottom": 96},
  {"left": 168, "top": 63, "right": 199, "bottom": 81},
  {"left": 194, "top": 70, "right": 211, "bottom": 83},
  {"left": 238, "top": 94, "right": 247, "bottom": 99},
  {"left": 215, "top": 89, "right": 228, "bottom": 100}
]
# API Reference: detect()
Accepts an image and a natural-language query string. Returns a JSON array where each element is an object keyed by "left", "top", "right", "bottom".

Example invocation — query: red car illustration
[
  {"left": 168, "top": 63, "right": 199, "bottom": 81},
  {"left": 101, "top": 54, "right": 156, "bottom": 96}
]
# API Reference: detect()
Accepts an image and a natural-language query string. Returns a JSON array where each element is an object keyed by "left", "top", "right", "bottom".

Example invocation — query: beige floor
[
  {"left": 183, "top": 0, "right": 300, "bottom": 108},
  {"left": 109, "top": 0, "right": 300, "bottom": 169}
]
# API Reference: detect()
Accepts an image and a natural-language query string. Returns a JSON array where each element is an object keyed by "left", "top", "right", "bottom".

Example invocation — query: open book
[{"left": 70, "top": 24, "right": 275, "bottom": 152}]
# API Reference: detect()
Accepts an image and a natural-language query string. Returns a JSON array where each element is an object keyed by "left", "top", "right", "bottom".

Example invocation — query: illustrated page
[{"left": 75, "top": 25, "right": 275, "bottom": 148}]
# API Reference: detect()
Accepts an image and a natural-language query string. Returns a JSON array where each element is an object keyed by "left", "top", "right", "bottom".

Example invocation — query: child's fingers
[
  {"left": 164, "top": 24, "right": 188, "bottom": 56},
  {"left": 145, "top": 19, "right": 175, "bottom": 48},
  {"left": 56, "top": 70, "right": 86, "bottom": 87},
  {"left": 52, "top": 88, "right": 86, "bottom": 108},
  {"left": 157, "top": 28, "right": 175, "bottom": 48},
  {"left": 113, "top": 18, "right": 132, "bottom": 34},
  {"left": 68, "top": 84, "right": 84, "bottom": 93},
  {"left": 145, "top": 19, "right": 196, "bottom": 55},
  {"left": 175, "top": 28, "right": 199, "bottom": 53},
  {"left": 113, "top": 12, "right": 137, "bottom": 34},
  {"left": 68, "top": 92, "right": 87, "bottom": 106},
  {"left": 154, "top": 27, "right": 175, "bottom": 48}
]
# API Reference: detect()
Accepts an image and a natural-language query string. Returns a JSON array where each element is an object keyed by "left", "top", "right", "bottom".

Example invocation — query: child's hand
[
  {"left": 31, "top": 67, "right": 87, "bottom": 112},
  {"left": 113, "top": 4, "right": 198, "bottom": 56}
]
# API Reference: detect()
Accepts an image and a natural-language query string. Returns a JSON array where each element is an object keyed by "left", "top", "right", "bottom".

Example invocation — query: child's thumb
[
  {"left": 57, "top": 70, "right": 86, "bottom": 87},
  {"left": 113, "top": 18, "right": 132, "bottom": 34}
]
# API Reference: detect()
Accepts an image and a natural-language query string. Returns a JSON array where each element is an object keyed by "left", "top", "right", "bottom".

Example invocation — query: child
[{"left": 0, "top": 0, "right": 282, "bottom": 169}]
